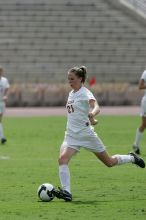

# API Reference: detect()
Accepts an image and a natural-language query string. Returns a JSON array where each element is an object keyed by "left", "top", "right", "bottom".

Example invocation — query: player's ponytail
[{"left": 79, "top": 66, "right": 87, "bottom": 83}]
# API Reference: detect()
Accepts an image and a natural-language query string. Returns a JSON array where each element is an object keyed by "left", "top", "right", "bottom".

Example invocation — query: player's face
[{"left": 68, "top": 71, "right": 82, "bottom": 91}]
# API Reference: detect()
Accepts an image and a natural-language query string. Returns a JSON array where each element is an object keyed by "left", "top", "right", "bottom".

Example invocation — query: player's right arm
[
  {"left": 88, "top": 99, "right": 100, "bottom": 125},
  {"left": 139, "top": 71, "right": 146, "bottom": 90},
  {"left": 139, "top": 79, "right": 146, "bottom": 90}
]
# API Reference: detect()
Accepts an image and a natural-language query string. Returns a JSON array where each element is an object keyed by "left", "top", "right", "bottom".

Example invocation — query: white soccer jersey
[
  {"left": 141, "top": 70, "right": 146, "bottom": 96},
  {"left": 0, "top": 77, "right": 10, "bottom": 101},
  {"left": 66, "top": 86, "right": 95, "bottom": 133},
  {"left": 140, "top": 70, "right": 146, "bottom": 116},
  {"left": 62, "top": 86, "right": 106, "bottom": 153}
]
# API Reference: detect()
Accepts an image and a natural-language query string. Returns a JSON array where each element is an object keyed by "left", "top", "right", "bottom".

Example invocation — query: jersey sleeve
[
  {"left": 5, "top": 78, "right": 10, "bottom": 89},
  {"left": 86, "top": 89, "right": 96, "bottom": 101},
  {"left": 141, "top": 70, "right": 146, "bottom": 82}
]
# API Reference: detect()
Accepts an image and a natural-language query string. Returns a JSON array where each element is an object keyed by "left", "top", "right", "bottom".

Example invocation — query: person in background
[
  {"left": 133, "top": 69, "right": 146, "bottom": 155},
  {"left": 0, "top": 65, "right": 10, "bottom": 144},
  {"left": 53, "top": 66, "right": 145, "bottom": 202}
]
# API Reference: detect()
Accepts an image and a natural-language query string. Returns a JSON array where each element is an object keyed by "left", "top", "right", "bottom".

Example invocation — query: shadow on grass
[
  {"left": 71, "top": 200, "right": 99, "bottom": 205},
  {"left": 71, "top": 198, "right": 146, "bottom": 205}
]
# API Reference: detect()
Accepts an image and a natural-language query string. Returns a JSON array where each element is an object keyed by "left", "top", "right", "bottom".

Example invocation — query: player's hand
[
  {"left": 2, "top": 96, "right": 8, "bottom": 101},
  {"left": 88, "top": 113, "right": 98, "bottom": 125}
]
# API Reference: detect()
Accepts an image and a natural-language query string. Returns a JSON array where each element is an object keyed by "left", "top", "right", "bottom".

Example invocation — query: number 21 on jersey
[{"left": 67, "top": 104, "right": 74, "bottom": 113}]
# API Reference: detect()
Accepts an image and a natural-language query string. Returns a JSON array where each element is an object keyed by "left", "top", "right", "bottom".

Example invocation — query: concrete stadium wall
[{"left": 7, "top": 83, "right": 143, "bottom": 107}]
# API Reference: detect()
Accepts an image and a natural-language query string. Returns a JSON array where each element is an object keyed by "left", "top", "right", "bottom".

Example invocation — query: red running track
[{"left": 5, "top": 106, "right": 140, "bottom": 117}]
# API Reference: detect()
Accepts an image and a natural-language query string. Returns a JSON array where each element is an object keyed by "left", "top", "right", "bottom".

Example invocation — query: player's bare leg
[
  {"left": 133, "top": 116, "right": 146, "bottom": 154},
  {"left": 55, "top": 147, "right": 77, "bottom": 201},
  {"left": 94, "top": 150, "right": 145, "bottom": 168},
  {"left": 0, "top": 114, "right": 6, "bottom": 144}
]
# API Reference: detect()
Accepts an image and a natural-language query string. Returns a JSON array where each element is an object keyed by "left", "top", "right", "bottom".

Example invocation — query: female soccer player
[
  {"left": 0, "top": 65, "right": 10, "bottom": 144},
  {"left": 54, "top": 66, "right": 145, "bottom": 202},
  {"left": 133, "top": 69, "right": 146, "bottom": 154}
]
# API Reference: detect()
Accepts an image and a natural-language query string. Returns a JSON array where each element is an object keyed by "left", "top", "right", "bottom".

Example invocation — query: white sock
[
  {"left": 0, "top": 123, "right": 4, "bottom": 140},
  {"left": 59, "top": 165, "right": 71, "bottom": 193},
  {"left": 112, "top": 154, "right": 134, "bottom": 165},
  {"left": 134, "top": 128, "right": 142, "bottom": 148}
]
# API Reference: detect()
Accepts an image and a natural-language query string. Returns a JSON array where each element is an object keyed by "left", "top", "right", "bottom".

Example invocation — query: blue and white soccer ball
[{"left": 37, "top": 183, "right": 55, "bottom": 202}]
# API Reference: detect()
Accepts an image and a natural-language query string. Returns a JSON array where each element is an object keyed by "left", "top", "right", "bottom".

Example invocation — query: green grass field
[{"left": 0, "top": 115, "right": 146, "bottom": 220}]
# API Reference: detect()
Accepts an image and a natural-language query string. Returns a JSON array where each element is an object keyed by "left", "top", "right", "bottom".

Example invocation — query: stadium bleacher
[{"left": 0, "top": 0, "right": 146, "bottom": 84}]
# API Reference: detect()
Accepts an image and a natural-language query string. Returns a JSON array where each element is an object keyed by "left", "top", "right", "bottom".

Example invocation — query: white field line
[{"left": 0, "top": 156, "right": 10, "bottom": 160}]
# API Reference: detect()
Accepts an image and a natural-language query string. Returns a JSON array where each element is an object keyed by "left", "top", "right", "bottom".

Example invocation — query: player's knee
[
  {"left": 106, "top": 163, "right": 113, "bottom": 168},
  {"left": 104, "top": 160, "right": 115, "bottom": 168},
  {"left": 141, "top": 122, "right": 146, "bottom": 129},
  {"left": 58, "top": 155, "right": 68, "bottom": 165}
]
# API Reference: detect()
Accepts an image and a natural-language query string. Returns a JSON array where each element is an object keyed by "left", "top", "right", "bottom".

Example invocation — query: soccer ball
[{"left": 37, "top": 183, "right": 55, "bottom": 202}]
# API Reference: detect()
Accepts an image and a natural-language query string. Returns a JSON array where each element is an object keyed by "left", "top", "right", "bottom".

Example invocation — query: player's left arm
[
  {"left": 3, "top": 87, "right": 9, "bottom": 102},
  {"left": 88, "top": 99, "right": 100, "bottom": 125}
]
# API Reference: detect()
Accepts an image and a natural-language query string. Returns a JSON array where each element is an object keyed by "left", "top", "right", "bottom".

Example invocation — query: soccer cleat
[
  {"left": 134, "top": 148, "right": 140, "bottom": 155},
  {"left": 133, "top": 145, "right": 140, "bottom": 155},
  {"left": 1, "top": 138, "right": 7, "bottom": 144},
  {"left": 129, "top": 152, "right": 145, "bottom": 168},
  {"left": 53, "top": 187, "right": 72, "bottom": 202}
]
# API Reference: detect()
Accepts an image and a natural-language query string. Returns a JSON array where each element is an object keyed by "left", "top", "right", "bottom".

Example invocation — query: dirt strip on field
[{"left": 5, "top": 106, "right": 140, "bottom": 117}]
